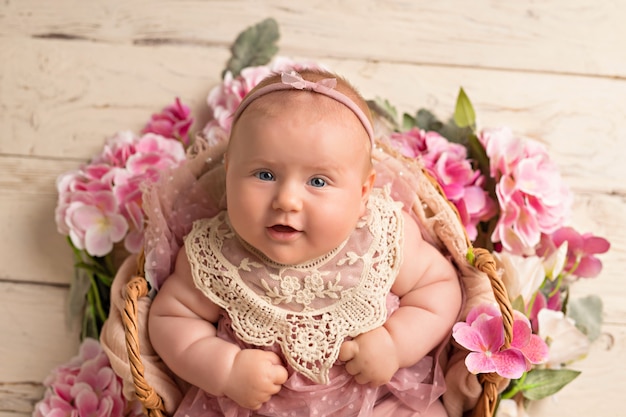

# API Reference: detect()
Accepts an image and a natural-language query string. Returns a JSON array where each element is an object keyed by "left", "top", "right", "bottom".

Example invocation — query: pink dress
[{"left": 173, "top": 188, "right": 446, "bottom": 417}]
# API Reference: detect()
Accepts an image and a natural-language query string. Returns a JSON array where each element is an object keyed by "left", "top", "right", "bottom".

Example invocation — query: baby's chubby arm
[
  {"left": 148, "top": 246, "right": 288, "bottom": 409},
  {"left": 339, "top": 211, "right": 462, "bottom": 386}
]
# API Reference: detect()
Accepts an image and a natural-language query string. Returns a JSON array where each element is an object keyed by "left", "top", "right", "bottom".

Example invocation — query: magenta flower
[
  {"left": 551, "top": 227, "right": 610, "bottom": 278},
  {"left": 33, "top": 338, "right": 140, "bottom": 417},
  {"left": 453, "top": 304, "right": 549, "bottom": 379},
  {"left": 142, "top": 98, "right": 194, "bottom": 146},
  {"left": 529, "top": 290, "right": 562, "bottom": 333},
  {"left": 389, "top": 128, "right": 496, "bottom": 239}
]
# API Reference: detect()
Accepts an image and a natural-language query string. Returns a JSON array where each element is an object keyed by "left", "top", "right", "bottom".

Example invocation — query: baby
[{"left": 148, "top": 69, "right": 462, "bottom": 417}]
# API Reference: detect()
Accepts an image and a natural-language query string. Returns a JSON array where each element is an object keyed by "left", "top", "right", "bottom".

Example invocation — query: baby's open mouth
[{"left": 270, "top": 225, "right": 298, "bottom": 233}]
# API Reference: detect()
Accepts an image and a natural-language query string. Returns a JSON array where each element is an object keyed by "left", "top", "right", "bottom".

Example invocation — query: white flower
[
  {"left": 543, "top": 242, "right": 568, "bottom": 280},
  {"left": 537, "top": 308, "right": 591, "bottom": 367},
  {"left": 496, "top": 399, "right": 529, "bottom": 417},
  {"left": 494, "top": 252, "right": 545, "bottom": 304}
]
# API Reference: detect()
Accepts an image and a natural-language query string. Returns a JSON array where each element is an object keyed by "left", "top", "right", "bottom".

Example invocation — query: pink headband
[{"left": 232, "top": 71, "right": 374, "bottom": 145}]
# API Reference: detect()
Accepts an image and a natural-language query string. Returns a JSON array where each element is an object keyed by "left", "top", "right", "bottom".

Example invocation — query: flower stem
[
  {"left": 67, "top": 238, "right": 114, "bottom": 339},
  {"left": 89, "top": 273, "right": 108, "bottom": 324},
  {"left": 501, "top": 372, "right": 528, "bottom": 400}
]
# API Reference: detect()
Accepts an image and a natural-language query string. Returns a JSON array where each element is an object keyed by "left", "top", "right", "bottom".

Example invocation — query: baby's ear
[{"left": 360, "top": 168, "right": 376, "bottom": 214}]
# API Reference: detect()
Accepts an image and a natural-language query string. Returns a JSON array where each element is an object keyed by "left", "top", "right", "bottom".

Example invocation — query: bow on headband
[{"left": 280, "top": 71, "right": 338, "bottom": 92}]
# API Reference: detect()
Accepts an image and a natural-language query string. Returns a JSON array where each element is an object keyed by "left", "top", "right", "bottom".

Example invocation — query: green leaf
[
  {"left": 415, "top": 108, "right": 443, "bottom": 132},
  {"left": 466, "top": 247, "right": 475, "bottom": 265},
  {"left": 367, "top": 97, "right": 400, "bottom": 130},
  {"left": 402, "top": 113, "right": 417, "bottom": 130},
  {"left": 521, "top": 369, "right": 581, "bottom": 401},
  {"left": 511, "top": 295, "right": 526, "bottom": 313},
  {"left": 223, "top": 18, "right": 280, "bottom": 78},
  {"left": 453, "top": 87, "right": 476, "bottom": 129},
  {"left": 67, "top": 266, "right": 91, "bottom": 328},
  {"left": 568, "top": 295, "right": 603, "bottom": 342}
]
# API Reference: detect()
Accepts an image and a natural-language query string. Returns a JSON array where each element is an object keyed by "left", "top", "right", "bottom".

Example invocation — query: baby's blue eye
[
  {"left": 308, "top": 177, "right": 327, "bottom": 188},
  {"left": 255, "top": 171, "right": 274, "bottom": 181}
]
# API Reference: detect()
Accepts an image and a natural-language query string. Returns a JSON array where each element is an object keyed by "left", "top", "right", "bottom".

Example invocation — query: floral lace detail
[
  {"left": 185, "top": 188, "right": 404, "bottom": 383},
  {"left": 261, "top": 270, "right": 344, "bottom": 309}
]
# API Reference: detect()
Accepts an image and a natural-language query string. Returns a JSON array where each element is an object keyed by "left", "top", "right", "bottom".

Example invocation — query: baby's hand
[
  {"left": 222, "top": 349, "right": 288, "bottom": 410},
  {"left": 339, "top": 327, "right": 399, "bottom": 387}
]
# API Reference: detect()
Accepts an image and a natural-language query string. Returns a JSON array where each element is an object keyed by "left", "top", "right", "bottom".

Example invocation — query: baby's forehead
[{"left": 243, "top": 91, "right": 366, "bottom": 131}]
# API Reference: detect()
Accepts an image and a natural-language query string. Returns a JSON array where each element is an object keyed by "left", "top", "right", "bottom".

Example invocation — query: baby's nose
[{"left": 272, "top": 183, "right": 303, "bottom": 212}]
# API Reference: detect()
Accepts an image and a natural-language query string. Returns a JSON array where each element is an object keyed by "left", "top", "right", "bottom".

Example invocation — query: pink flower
[
  {"left": 202, "top": 57, "right": 324, "bottom": 142},
  {"left": 510, "top": 310, "right": 550, "bottom": 366},
  {"left": 452, "top": 304, "right": 549, "bottom": 379},
  {"left": 142, "top": 98, "right": 194, "bottom": 145},
  {"left": 529, "top": 290, "right": 562, "bottom": 333},
  {"left": 479, "top": 128, "right": 572, "bottom": 254},
  {"left": 94, "top": 131, "right": 137, "bottom": 168},
  {"left": 551, "top": 227, "right": 610, "bottom": 278},
  {"left": 55, "top": 132, "right": 186, "bottom": 256},
  {"left": 33, "top": 338, "right": 139, "bottom": 417},
  {"left": 390, "top": 128, "right": 496, "bottom": 239},
  {"left": 64, "top": 191, "right": 129, "bottom": 257}
]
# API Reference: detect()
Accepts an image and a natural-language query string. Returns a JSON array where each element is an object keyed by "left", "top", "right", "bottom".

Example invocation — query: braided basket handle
[
  {"left": 471, "top": 248, "right": 515, "bottom": 417},
  {"left": 414, "top": 156, "right": 515, "bottom": 417},
  {"left": 123, "top": 275, "right": 167, "bottom": 417}
]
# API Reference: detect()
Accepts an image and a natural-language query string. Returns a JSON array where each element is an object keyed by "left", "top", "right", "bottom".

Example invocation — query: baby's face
[{"left": 225, "top": 92, "right": 374, "bottom": 265}]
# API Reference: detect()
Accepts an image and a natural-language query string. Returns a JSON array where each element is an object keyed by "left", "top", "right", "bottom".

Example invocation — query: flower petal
[
  {"left": 453, "top": 323, "right": 485, "bottom": 351},
  {"left": 520, "top": 334, "right": 549, "bottom": 364},
  {"left": 491, "top": 349, "right": 527, "bottom": 379},
  {"left": 582, "top": 235, "right": 610, "bottom": 255},
  {"left": 465, "top": 351, "right": 496, "bottom": 375},
  {"left": 574, "top": 255, "right": 603, "bottom": 278}
]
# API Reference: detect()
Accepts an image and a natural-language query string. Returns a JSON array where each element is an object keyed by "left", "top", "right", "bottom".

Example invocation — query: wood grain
[
  {"left": 1, "top": 1, "right": 624, "bottom": 416},
  {"left": 1, "top": 0, "right": 624, "bottom": 78}
]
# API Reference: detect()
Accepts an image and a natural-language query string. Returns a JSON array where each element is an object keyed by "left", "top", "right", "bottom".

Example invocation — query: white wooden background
[{"left": 1, "top": 1, "right": 624, "bottom": 416}]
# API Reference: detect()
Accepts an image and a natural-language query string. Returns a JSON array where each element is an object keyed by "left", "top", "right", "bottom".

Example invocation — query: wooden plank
[
  {"left": 0, "top": 156, "right": 75, "bottom": 285},
  {"left": 0, "top": 194, "right": 73, "bottom": 285},
  {"left": 0, "top": 37, "right": 228, "bottom": 160},
  {"left": 0, "top": 282, "right": 80, "bottom": 416},
  {"left": 0, "top": 282, "right": 80, "bottom": 381},
  {"left": 2, "top": 38, "right": 625, "bottom": 198},
  {"left": 0, "top": 383, "right": 43, "bottom": 417},
  {"left": 1, "top": 0, "right": 624, "bottom": 78}
]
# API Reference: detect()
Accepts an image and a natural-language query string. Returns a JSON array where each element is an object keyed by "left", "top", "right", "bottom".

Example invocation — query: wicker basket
[{"left": 112, "top": 138, "right": 514, "bottom": 417}]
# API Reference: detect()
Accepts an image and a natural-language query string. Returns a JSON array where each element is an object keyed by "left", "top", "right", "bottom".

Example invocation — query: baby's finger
[
  {"left": 265, "top": 351, "right": 284, "bottom": 365},
  {"left": 343, "top": 356, "right": 361, "bottom": 377},
  {"left": 262, "top": 352, "right": 288, "bottom": 384},
  {"left": 338, "top": 341, "right": 359, "bottom": 362},
  {"left": 271, "top": 363, "right": 289, "bottom": 385}
]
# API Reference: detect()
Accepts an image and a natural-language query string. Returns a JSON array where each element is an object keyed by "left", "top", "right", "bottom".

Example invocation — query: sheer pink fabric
[{"left": 174, "top": 295, "right": 444, "bottom": 417}]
